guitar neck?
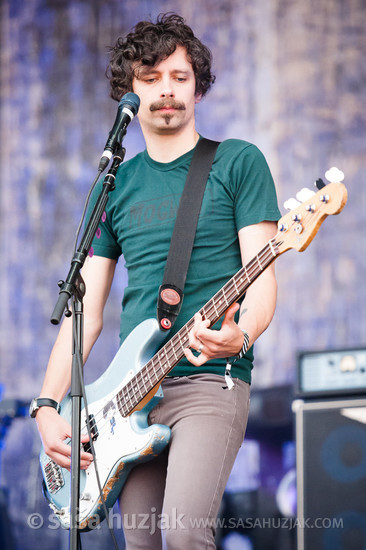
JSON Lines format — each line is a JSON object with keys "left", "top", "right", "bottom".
{"left": 118, "top": 236, "right": 282, "bottom": 416}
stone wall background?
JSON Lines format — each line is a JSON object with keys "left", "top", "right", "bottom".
{"left": 0, "top": 0, "right": 365, "bottom": 548}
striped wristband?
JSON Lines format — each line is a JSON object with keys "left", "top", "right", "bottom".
{"left": 224, "top": 330, "right": 250, "bottom": 390}
{"left": 236, "top": 329, "right": 250, "bottom": 360}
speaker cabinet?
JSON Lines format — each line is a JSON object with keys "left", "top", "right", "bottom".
{"left": 294, "top": 397, "right": 366, "bottom": 550}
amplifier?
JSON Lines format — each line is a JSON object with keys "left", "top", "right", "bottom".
{"left": 294, "top": 396, "right": 366, "bottom": 550}
{"left": 296, "top": 347, "right": 366, "bottom": 398}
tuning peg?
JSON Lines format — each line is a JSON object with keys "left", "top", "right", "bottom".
{"left": 325, "top": 167, "right": 344, "bottom": 183}
{"left": 296, "top": 187, "right": 316, "bottom": 202}
{"left": 284, "top": 198, "right": 301, "bottom": 211}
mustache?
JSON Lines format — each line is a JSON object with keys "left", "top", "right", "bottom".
{"left": 150, "top": 99, "right": 186, "bottom": 112}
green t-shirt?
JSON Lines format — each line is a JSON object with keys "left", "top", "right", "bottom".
{"left": 88, "top": 138, "right": 281, "bottom": 383}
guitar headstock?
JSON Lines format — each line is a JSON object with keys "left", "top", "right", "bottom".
{"left": 276, "top": 168, "right": 348, "bottom": 254}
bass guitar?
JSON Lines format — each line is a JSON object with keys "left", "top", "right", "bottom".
{"left": 40, "top": 169, "right": 347, "bottom": 530}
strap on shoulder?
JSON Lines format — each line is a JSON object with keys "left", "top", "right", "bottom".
{"left": 157, "top": 138, "right": 220, "bottom": 331}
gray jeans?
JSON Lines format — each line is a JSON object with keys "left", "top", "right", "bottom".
{"left": 119, "top": 373, "right": 250, "bottom": 549}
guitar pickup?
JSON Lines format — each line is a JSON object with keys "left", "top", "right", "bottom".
{"left": 87, "top": 413, "right": 98, "bottom": 440}
{"left": 82, "top": 414, "right": 99, "bottom": 453}
{"left": 82, "top": 441, "right": 91, "bottom": 454}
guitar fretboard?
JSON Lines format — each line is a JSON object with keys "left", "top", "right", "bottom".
{"left": 116, "top": 237, "right": 281, "bottom": 417}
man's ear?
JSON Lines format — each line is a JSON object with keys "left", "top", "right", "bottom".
{"left": 195, "top": 93, "right": 202, "bottom": 104}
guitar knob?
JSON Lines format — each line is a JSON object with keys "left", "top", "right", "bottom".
{"left": 305, "top": 204, "right": 316, "bottom": 213}
{"left": 278, "top": 222, "right": 288, "bottom": 232}
{"left": 294, "top": 224, "right": 303, "bottom": 234}
{"left": 292, "top": 213, "right": 302, "bottom": 222}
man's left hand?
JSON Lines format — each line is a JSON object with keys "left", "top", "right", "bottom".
{"left": 183, "top": 303, "right": 244, "bottom": 366}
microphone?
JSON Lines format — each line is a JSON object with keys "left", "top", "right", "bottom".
{"left": 98, "top": 92, "right": 140, "bottom": 171}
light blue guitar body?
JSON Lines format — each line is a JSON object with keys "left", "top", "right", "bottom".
{"left": 40, "top": 318, "right": 171, "bottom": 531}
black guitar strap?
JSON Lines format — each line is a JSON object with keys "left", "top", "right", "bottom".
{"left": 157, "top": 138, "right": 220, "bottom": 331}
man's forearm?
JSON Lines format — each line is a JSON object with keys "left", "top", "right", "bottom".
{"left": 238, "top": 268, "right": 277, "bottom": 348}
{"left": 39, "top": 314, "right": 103, "bottom": 402}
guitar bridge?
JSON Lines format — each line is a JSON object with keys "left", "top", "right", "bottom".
{"left": 44, "top": 459, "right": 65, "bottom": 494}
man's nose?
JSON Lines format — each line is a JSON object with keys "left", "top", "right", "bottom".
{"left": 160, "top": 77, "right": 174, "bottom": 97}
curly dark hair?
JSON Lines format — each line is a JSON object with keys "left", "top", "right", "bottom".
{"left": 107, "top": 13, "right": 215, "bottom": 101}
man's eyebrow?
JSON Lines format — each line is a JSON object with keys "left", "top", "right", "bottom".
{"left": 139, "top": 67, "right": 159, "bottom": 75}
{"left": 172, "top": 69, "right": 191, "bottom": 75}
{"left": 136, "top": 67, "right": 192, "bottom": 78}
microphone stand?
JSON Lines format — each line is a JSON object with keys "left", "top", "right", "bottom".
{"left": 50, "top": 146, "right": 126, "bottom": 550}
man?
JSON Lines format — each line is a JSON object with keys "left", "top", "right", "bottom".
{"left": 35, "top": 13, "right": 280, "bottom": 549}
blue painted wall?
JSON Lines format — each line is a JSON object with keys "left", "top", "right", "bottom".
{"left": 0, "top": 0, "right": 365, "bottom": 548}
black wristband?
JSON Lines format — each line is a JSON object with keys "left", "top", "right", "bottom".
{"left": 29, "top": 397, "right": 61, "bottom": 418}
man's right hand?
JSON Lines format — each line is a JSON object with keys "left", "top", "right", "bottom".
{"left": 35, "top": 407, "right": 93, "bottom": 470}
